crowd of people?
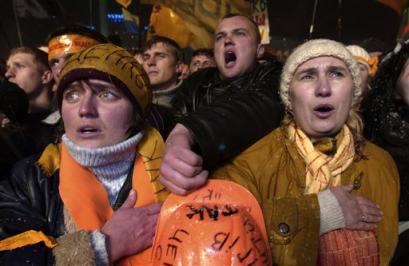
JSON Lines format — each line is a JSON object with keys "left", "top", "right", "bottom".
{"left": 0, "top": 12, "right": 407, "bottom": 266}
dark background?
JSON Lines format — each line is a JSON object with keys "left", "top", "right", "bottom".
{"left": 0, "top": 0, "right": 402, "bottom": 62}
{"left": 0, "top": 0, "right": 153, "bottom": 61}
{"left": 268, "top": 0, "right": 400, "bottom": 52}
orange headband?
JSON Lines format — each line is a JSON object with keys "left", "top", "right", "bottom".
{"left": 48, "top": 34, "right": 100, "bottom": 60}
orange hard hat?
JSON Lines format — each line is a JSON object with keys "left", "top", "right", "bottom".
{"left": 151, "top": 180, "right": 272, "bottom": 266}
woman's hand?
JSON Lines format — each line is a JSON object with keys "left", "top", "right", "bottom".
{"left": 331, "top": 185, "right": 383, "bottom": 230}
{"left": 101, "top": 190, "right": 161, "bottom": 263}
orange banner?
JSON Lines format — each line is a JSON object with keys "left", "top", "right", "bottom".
{"left": 151, "top": 0, "right": 251, "bottom": 49}
{"left": 115, "top": 0, "right": 132, "bottom": 9}
{"left": 378, "top": 0, "right": 408, "bottom": 14}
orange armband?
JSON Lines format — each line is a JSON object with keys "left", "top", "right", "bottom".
{"left": 0, "top": 230, "right": 57, "bottom": 251}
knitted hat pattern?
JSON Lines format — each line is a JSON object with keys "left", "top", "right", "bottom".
{"left": 280, "top": 39, "right": 362, "bottom": 111}
{"left": 346, "top": 44, "right": 378, "bottom": 77}
{"left": 57, "top": 43, "right": 151, "bottom": 115}
{"left": 346, "top": 45, "right": 370, "bottom": 68}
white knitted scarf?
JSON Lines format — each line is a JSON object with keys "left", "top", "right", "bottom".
{"left": 61, "top": 133, "right": 143, "bottom": 205}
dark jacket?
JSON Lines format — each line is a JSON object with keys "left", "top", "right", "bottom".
{"left": 0, "top": 125, "right": 36, "bottom": 180}
{"left": 363, "top": 99, "right": 409, "bottom": 266}
{"left": 0, "top": 153, "right": 63, "bottom": 265}
{"left": 171, "top": 60, "right": 283, "bottom": 169}
{"left": 27, "top": 111, "right": 59, "bottom": 152}
{"left": 366, "top": 104, "right": 409, "bottom": 220}
{"left": 0, "top": 148, "right": 133, "bottom": 265}
{"left": 146, "top": 104, "right": 175, "bottom": 139}
{"left": 361, "top": 41, "right": 409, "bottom": 266}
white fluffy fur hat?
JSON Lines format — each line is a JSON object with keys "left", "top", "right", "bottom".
{"left": 280, "top": 39, "right": 362, "bottom": 110}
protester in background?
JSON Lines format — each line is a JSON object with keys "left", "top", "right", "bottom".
{"left": 346, "top": 44, "right": 378, "bottom": 101}
{"left": 42, "top": 24, "right": 110, "bottom": 139}
{"left": 189, "top": 48, "right": 216, "bottom": 74}
{"left": 5, "top": 46, "right": 55, "bottom": 151}
{"left": 213, "top": 39, "right": 399, "bottom": 265}
{"left": 362, "top": 39, "right": 409, "bottom": 265}
{"left": 5, "top": 47, "right": 53, "bottom": 115}
{"left": 0, "top": 43, "right": 168, "bottom": 265}
{"left": 142, "top": 35, "right": 184, "bottom": 109}
{"left": 160, "top": 13, "right": 283, "bottom": 194}
{"left": 46, "top": 24, "right": 108, "bottom": 86}
{"left": 0, "top": 82, "right": 35, "bottom": 180}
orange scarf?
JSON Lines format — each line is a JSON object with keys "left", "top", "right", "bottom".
{"left": 287, "top": 124, "right": 379, "bottom": 266}
{"left": 59, "top": 128, "right": 168, "bottom": 265}
{"left": 287, "top": 124, "right": 355, "bottom": 193}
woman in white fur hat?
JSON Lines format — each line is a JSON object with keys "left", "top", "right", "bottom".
{"left": 212, "top": 39, "right": 399, "bottom": 265}
{"left": 346, "top": 44, "right": 378, "bottom": 101}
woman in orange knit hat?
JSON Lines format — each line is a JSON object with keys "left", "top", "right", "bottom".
{"left": 0, "top": 43, "right": 169, "bottom": 265}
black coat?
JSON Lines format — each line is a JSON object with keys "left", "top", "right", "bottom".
{"left": 0, "top": 154, "right": 63, "bottom": 265}
{"left": 0, "top": 150, "right": 134, "bottom": 265}
{"left": 171, "top": 60, "right": 284, "bottom": 169}
{"left": 367, "top": 105, "right": 409, "bottom": 220}
{"left": 0, "top": 125, "right": 37, "bottom": 180}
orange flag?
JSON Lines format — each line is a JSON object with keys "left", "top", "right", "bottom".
{"left": 378, "top": 0, "right": 408, "bottom": 14}
{"left": 115, "top": 0, "right": 132, "bottom": 9}
{"left": 150, "top": 0, "right": 251, "bottom": 49}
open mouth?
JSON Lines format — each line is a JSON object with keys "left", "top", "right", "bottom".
{"left": 148, "top": 70, "right": 158, "bottom": 75}
{"left": 224, "top": 51, "right": 237, "bottom": 65}
{"left": 314, "top": 105, "right": 334, "bottom": 112}
{"left": 313, "top": 104, "right": 334, "bottom": 118}
{"left": 78, "top": 126, "right": 98, "bottom": 134}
